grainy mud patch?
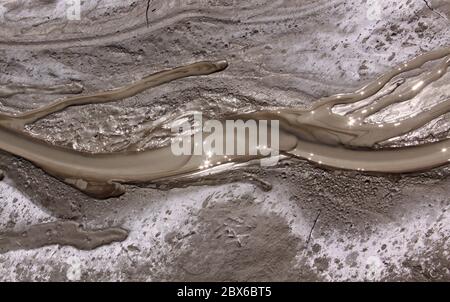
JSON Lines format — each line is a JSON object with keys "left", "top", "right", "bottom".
{"left": 166, "top": 195, "right": 319, "bottom": 281}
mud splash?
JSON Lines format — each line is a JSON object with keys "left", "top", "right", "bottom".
{"left": 0, "top": 49, "right": 449, "bottom": 198}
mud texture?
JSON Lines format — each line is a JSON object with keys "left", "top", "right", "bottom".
{"left": 0, "top": 221, "right": 128, "bottom": 253}
{"left": 0, "top": 0, "right": 449, "bottom": 281}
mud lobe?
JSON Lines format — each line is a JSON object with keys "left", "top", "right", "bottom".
{"left": 0, "top": 220, "right": 128, "bottom": 253}
{"left": 166, "top": 195, "right": 319, "bottom": 281}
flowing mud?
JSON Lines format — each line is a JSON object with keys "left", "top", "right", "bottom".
{"left": 0, "top": 0, "right": 449, "bottom": 281}
{"left": 1, "top": 49, "right": 450, "bottom": 198}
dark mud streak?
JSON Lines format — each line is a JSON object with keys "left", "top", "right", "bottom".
{"left": 423, "top": 0, "right": 448, "bottom": 21}
{"left": 0, "top": 221, "right": 128, "bottom": 253}
{"left": 0, "top": 82, "right": 83, "bottom": 98}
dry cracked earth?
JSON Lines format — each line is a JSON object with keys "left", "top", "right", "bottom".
{"left": 0, "top": 0, "right": 449, "bottom": 281}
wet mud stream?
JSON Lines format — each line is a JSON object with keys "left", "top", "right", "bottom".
{"left": 0, "top": 48, "right": 449, "bottom": 201}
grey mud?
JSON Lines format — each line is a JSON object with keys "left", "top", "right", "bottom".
{"left": 0, "top": 48, "right": 449, "bottom": 199}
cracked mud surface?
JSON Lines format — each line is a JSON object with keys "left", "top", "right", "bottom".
{"left": 0, "top": 0, "right": 449, "bottom": 281}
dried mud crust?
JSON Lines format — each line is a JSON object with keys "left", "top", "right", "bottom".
{"left": 165, "top": 196, "right": 316, "bottom": 282}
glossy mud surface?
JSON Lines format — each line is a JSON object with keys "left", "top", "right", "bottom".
{"left": 0, "top": 0, "right": 449, "bottom": 281}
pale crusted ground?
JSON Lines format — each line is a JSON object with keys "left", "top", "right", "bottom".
{"left": 0, "top": 0, "right": 449, "bottom": 281}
